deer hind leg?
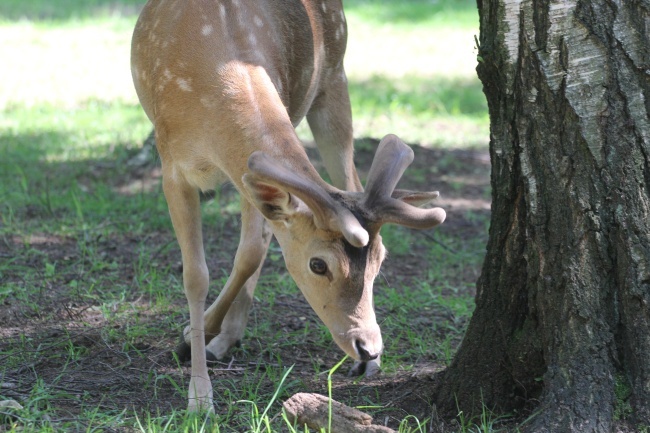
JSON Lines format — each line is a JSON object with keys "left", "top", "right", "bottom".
{"left": 177, "top": 199, "right": 271, "bottom": 361}
{"left": 204, "top": 256, "right": 266, "bottom": 360}
{"left": 162, "top": 169, "right": 213, "bottom": 412}
{"left": 306, "top": 71, "right": 362, "bottom": 193}
{"left": 205, "top": 201, "right": 271, "bottom": 360}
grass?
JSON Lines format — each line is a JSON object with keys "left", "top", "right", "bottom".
{"left": 345, "top": 0, "right": 478, "bottom": 29}
{"left": 342, "top": 0, "right": 486, "bottom": 146}
{"left": 0, "top": 0, "right": 144, "bottom": 22}
{"left": 0, "top": 0, "right": 492, "bottom": 431}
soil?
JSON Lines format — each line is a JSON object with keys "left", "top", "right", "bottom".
{"left": 0, "top": 138, "right": 495, "bottom": 432}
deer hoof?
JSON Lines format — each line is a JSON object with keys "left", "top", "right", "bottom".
{"left": 348, "top": 359, "right": 381, "bottom": 378}
{"left": 174, "top": 332, "right": 242, "bottom": 363}
{"left": 206, "top": 336, "right": 241, "bottom": 361}
{"left": 175, "top": 339, "right": 192, "bottom": 362}
{"left": 173, "top": 340, "right": 225, "bottom": 364}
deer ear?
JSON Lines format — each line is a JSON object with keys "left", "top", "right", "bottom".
{"left": 392, "top": 189, "right": 440, "bottom": 207}
{"left": 242, "top": 174, "right": 299, "bottom": 221}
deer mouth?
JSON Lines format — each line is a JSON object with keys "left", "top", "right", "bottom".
{"left": 331, "top": 325, "right": 383, "bottom": 362}
{"left": 354, "top": 339, "right": 381, "bottom": 362}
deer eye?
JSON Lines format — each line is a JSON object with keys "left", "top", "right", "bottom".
{"left": 309, "top": 258, "right": 328, "bottom": 275}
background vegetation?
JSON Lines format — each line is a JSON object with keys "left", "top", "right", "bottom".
{"left": 0, "top": 1, "right": 492, "bottom": 431}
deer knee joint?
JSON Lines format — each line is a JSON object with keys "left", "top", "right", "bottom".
{"left": 183, "top": 262, "right": 210, "bottom": 299}
{"left": 233, "top": 243, "right": 266, "bottom": 277}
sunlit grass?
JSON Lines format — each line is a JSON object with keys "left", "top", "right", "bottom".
{"left": 345, "top": 19, "right": 479, "bottom": 80}
{"left": 345, "top": 0, "right": 478, "bottom": 30}
{"left": 0, "top": 0, "right": 486, "bottom": 147}
{"left": 0, "top": 102, "right": 149, "bottom": 156}
{"left": 348, "top": 74, "right": 487, "bottom": 146}
{"left": 0, "top": 0, "right": 143, "bottom": 22}
{"left": 0, "top": 21, "right": 137, "bottom": 108}
{"left": 343, "top": 1, "right": 486, "bottom": 145}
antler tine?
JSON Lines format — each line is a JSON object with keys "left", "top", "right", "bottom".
{"left": 377, "top": 199, "right": 446, "bottom": 230}
{"left": 362, "top": 135, "right": 446, "bottom": 230}
{"left": 246, "top": 151, "right": 369, "bottom": 247}
{"left": 364, "top": 134, "right": 414, "bottom": 206}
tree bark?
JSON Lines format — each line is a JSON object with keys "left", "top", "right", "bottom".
{"left": 434, "top": 0, "right": 650, "bottom": 431}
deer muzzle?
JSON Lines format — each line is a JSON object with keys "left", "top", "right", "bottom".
{"left": 332, "top": 322, "right": 383, "bottom": 362}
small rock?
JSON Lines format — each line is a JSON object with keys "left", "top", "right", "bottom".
{"left": 0, "top": 400, "right": 23, "bottom": 410}
{"left": 283, "top": 393, "right": 395, "bottom": 433}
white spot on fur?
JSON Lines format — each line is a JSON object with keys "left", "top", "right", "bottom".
{"left": 176, "top": 77, "right": 192, "bottom": 92}
{"left": 254, "top": 15, "right": 263, "bottom": 27}
{"left": 202, "top": 24, "right": 213, "bottom": 36}
{"left": 200, "top": 96, "right": 217, "bottom": 108}
{"left": 321, "top": 1, "right": 327, "bottom": 12}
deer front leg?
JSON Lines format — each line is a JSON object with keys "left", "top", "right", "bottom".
{"left": 307, "top": 70, "right": 362, "bottom": 193}
{"left": 177, "top": 199, "right": 271, "bottom": 361}
{"left": 163, "top": 173, "right": 213, "bottom": 412}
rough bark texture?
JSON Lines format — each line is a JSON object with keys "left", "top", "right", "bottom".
{"left": 434, "top": 0, "right": 650, "bottom": 431}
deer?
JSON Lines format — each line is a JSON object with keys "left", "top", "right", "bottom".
{"left": 131, "top": 0, "right": 446, "bottom": 411}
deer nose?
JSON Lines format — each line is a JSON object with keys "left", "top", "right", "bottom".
{"left": 355, "top": 340, "right": 381, "bottom": 362}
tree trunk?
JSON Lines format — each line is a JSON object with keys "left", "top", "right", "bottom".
{"left": 434, "top": 0, "right": 650, "bottom": 431}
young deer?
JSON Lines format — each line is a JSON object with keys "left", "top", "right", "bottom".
{"left": 131, "top": 0, "right": 445, "bottom": 411}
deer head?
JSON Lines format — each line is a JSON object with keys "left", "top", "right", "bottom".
{"left": 242, "top": 134, "right": 446, "bottom": 361}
